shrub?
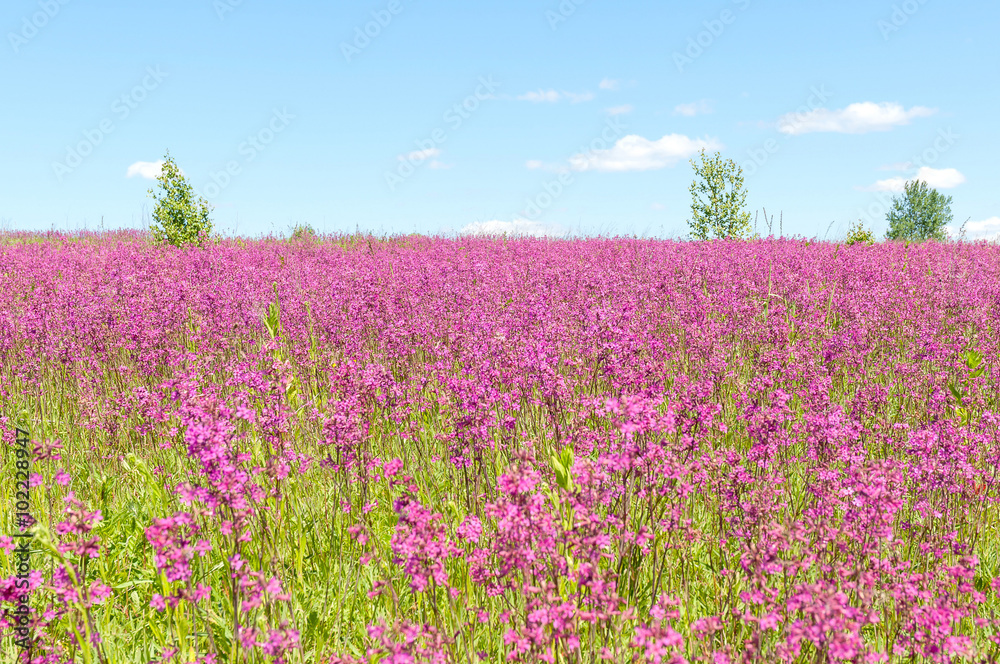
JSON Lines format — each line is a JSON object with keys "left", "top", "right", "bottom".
{"left": 844, "top": 220, "right": 876, "bottom": 246}
{"left": 148, "top": 151, "right": 214, "bottom": 247}
{"left": 290, "top": 223, "right": 318, "bottom": 241}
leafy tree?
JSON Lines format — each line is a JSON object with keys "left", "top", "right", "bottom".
{"left": 687, "top": 150, "right": 752, "bottom": 240}
{"left": 148, "top": 151, "right": 214, "bottom": 247}
{"left": 885, "top": 180, "right": 952, "bottom": 242}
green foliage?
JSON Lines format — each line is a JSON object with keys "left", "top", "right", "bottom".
{"left": 885, "top": 180, "right": 952, "bottom": 242}
{"left": 263, "top": 283, "right": 282, "bottom": 341}
{"left": 949, "top": 348, "right": 985, "bottom": 426}
{"left": 687, "top": 150, "right": 752, "bottom": 240}
{"left": 550, "top": 446, "right": 575, "bottom": 492}
{"left": 147, "top": 151, "right": 214, "bottom": 247}
{"left": 844, "top": 219, "right": 876, "bottom": 246}
{"left": 290, "top": 223, "right": 318, "bottom": 241}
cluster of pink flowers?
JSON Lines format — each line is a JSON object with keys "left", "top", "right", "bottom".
{"left": 1, "top": 232, "right": 999, "bottom": 662}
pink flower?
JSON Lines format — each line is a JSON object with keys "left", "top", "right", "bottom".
{"left": 456, "top": 515, "right": 483, "bottom": 543}
{"left": 383, "top": 458, "right": 404, "bottom": 477}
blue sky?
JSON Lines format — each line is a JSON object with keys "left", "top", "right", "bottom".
{"left": 2, "top": 0, "right": 998, "bottom": 240}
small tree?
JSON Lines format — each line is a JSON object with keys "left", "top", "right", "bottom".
{"left": 844, "top": 219, "right": 876, "bottom": 246}
{"left": 290, "top": 222, "right": 317, "bottom": 241}
{"left": 148, "top": 151, "right": 214, "bottom": 247}
{"left": 885, "top": 180, "right": 952, "bottom": 242}
{"left": 687, "top": 150, "right": 752, "bottom": 240}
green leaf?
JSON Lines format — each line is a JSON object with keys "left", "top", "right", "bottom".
{"left": 551, "top": 447, "right": 575, "bottom": 491}
{"left": 559, "top": 447, "right": 574, "bottom": 474}
{"left": 551, "top": 455, "right": 568, "bottom": 490}
{"left": 296, "top": 532, "right": 306, "bottom": 585}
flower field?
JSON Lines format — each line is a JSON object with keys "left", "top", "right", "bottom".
{"left": 1, "top": 232, "right": 1000, "bottom": 663}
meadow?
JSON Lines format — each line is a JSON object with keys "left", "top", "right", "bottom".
{"left": 1, "top": 231, "right": 999, "bottom": 663}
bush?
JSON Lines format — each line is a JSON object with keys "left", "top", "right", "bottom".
{"left": 844, "top": 220, "right": 876, "bottom": 246}
{"left": 148, "top": 151, "right": 214, "bottom": 247}
{"left": 290, "top": 223, "right": 318, "bottom": 241}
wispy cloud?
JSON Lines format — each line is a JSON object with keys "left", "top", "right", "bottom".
{"left": 523, "top": 159, "right": 569, "bottom": 173}
{"left": 599, "top": 78, "right": 620, "bottom": 91}
{"left": 459, "top": 218, "right": 565, "bottom": 237}
{"left": 518, "top": 89, "right": 561, "bottom": 103}
{"left": 878, "top": 162, "right": 914, "bottom": 171}
{"left": 517, "top": 89, "right": 594, "bottom": 104}
{"left": 399, "top": 148, "right": 441, "bottom": 162}
{"left": 126, "top": 160, "right": 165, "bottom": 179}
{"left": 567, "top": 134, "right": 721, "bottom": 172}
{"left": 777, "top": 102, "right": 936, "bottom": 135}
{"left": 606, "top": 104, "right": 633, "bottom": 116}
{"left": 860, "top": 166, "right": 966, "bottom": 192}
{"left": 674, "top": 100, "right": 712, "bottom": 117}
{"left": 564, "top": 91, "right": 595, "bottom": 103}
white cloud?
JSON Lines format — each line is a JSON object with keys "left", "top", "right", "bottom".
{"left": 517, "top": 89, "right": 594, "bottom": 104}
{"left": 606, "top": 104, "right": 633, "bottom": 116}
{"left": 126, "top": 160, "right": 165, "bottom": 179}
{"left": 862, "top": 166, "right": 966, "bottom": 192}
{"left": 674, "top": 100, "right": 713, "bottom": 117}
{"left": 777, "top": 102, "right": 937, "bottom": 135}
{"left": 651, "top": 203, "right": 666, "bottom": 211}
{"left": 525, "top": 160, "right": 545, "bottom": 170}
{"left": 428, "top": 160, "right": 453, "bottom": 170}
{"left": 863, "top": 177, "right": 907, "bottom": 193}
{"left": 459, "top": 219, "right": 565, "bottom": 237}
{"left": 916, "top": 167, "right": 965, "bottom": 188}
{"left": 399, "top": 148, "right": 441, "bottom": 162}
{"left": 567, "top": 134, "right": 722, "bottom": 172}
{"left": 599, "top": 78, "right": 620, "bottom": 90}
